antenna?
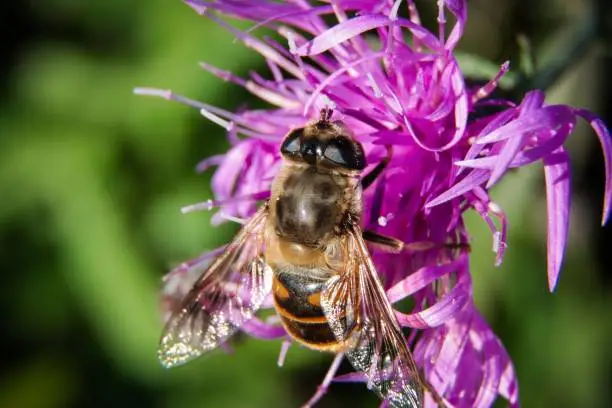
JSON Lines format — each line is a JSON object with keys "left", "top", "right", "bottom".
{"left": 319, "top": 107, "right": 333, "bottom": 123}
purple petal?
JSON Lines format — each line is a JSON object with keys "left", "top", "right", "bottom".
{"left": 407, "top": 61, "right": 468, "bottom": 152}
{"left": 456, "top": 109, "right": 517, "bottom": 177}
{"left": 395, "top": 285, "right": 469, "bottom": 329}
{"left": 512, "top": 121, "right": 573, "bottom": 166}
{"left": 543, "top": 148, "right": 571, "bottom": 292}
{"left": 485, "top": 129, "right": 525, "bottom": 188}
{"left": 295, "top": 15, "right": 440, "bottom": 56}
{"left": 455, "top": 121, "right": 575, "bottom": 173}
{"left": 195, "top": 154, "right": 226, "bottom": 173}
{"left": 212, "top": 142, "right": 256, "bottom": 200}
{"left": 576, "top": 109, "right": 612, "bottom": 225}
{"left": 428, "top": 313, "right": 471, "bottom": 395}
{"left": 498, "top": 359, "right": 519, "bottom": 406}
{"left": 520, "top": 89, "right": 545, "bottom": 111}
{"left": 454, "top": 156, "right": 497, "bottom": 170}
{"left": 472, "top": 352, "right": 501, "bottom": 408}
{"left": 415, "top": 306, "right": 519, "bottom": 407}
{"left": 476, "top": 105, "right": 573, "bottom": 145}
{"left": 303, "top": 51, "right": 386, "bottom": 115}
{"left": 333, "top": 372, "right": 366, "bottom": 383}
{"left": 241, "top": 317, "right": 287, "bottom": 339}
{"left": 426, "top": 169, "right": 489, "bottom": 207}
{"left": 387, "top": 257, "right": 463, "bottom": 302}
{"left": 444, "top": 0, "right": 467, "bottom": 50}
{"left": 396, "top": 262, "right": 470, "bottom": 328}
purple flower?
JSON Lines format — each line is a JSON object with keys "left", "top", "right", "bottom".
{"left": 136, "top": 0, "right": 612, "bottom": 407}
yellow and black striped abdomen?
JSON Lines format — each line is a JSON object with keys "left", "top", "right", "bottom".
{"left": 273, "top": 271, "right": 345, "bottom": 351}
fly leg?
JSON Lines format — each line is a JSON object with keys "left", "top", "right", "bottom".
{"left": 361, "top": 145, "right": 392, "bottom": 190}
{"left": 363, "top": 230, "right": 470, "bottom": 255}
{"left": 362, "top": 230, "right": 404, "bottom": 253}
{"left": 301, "top": 353, "right": 344, "bottom": 408}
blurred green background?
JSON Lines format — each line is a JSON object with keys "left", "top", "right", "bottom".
{"left": 1, "top": 1, "right": 610, "bottom": 407}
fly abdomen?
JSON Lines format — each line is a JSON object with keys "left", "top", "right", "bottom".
{"left": 272, "top": 271, "right": 346, "bottom": 351}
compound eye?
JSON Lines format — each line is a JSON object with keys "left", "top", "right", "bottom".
{"left": 324, "top": 137, "right": 366, "bottom": 170}
{"left": 323, "top": 140, "right": 346, "bottom": 165}
{"left": 280, "top": 128, "right": 303, "bottom": 157}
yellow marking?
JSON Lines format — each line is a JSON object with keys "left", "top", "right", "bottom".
{"left": 272, "top": 278, "right": 290, "bottom": 300}
{"left": 307, "top": 292, "right": 322, "bottom": 308}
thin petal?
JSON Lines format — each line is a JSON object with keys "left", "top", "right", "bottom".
{"left": 456, "top": 109, "right": 517, "bottom": 177}
{"left": 576, "top": 109, "right": 612, "bottom": 225}
{"left": 333, "top": 372, "right": 367, "bottom": 383}
{"left": 444, "top": 0, "right": 467, "bottom": 50}
{"left": 387, "top": 257, "right": 463, "bottom": 302}
{"left": 295, "top": 15, "right": 440, "bottom": 56}
{"left": 475, "top": 105, "right": 572, "bottom": 145}
{"left": 415, "top": 306, "right": 518, "bottom": 407}
{"left": 520, "top": 89, "right": 545, "bottom": 111}
{"left": 195, "top": 154, "right": 226, "bottom": 173}
{"left": 396, "top": 265, "right": 470, "bottom": 329}
{"left": 241, "top": 317, "right": 287, "bottom": 339}
{"left": 455, "top": 122, "right": 574, "bottom": 172}
{"left": 543, "top": 148, "right": 571, "bottom": 292}
{"left": 454, "top": 156, "right": 496, "bottom": 170}
{"left": 426, "top": 169, "right": 489, "bottom": 207}
{"left": 429, "top": 315, "right": 471, "bottom": 395}
{"left": 485, "top": 129, "right": 525, "bottom": 188}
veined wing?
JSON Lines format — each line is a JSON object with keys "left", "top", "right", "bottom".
{"left": 321, "top": 225, "right": 424, "bottom": 408}
{"left": 159, "top": 205, "right": 271, "bottom": 368}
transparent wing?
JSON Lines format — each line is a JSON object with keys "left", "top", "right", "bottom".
{"left": 321, "top": 226, "right": 424, "bottom": 408}
{"left": 159, "top": 205, "right": 271, "bottom": 368}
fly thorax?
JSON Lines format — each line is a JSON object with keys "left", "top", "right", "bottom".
{"left": 273, "top": 169, "right": 344, "bottom": 246}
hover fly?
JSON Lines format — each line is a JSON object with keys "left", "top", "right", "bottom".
{"left": 159, "top": 108, "right": 427, "bottom": 407}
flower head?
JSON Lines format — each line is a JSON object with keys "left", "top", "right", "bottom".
{"left": 137, "top": 1, "right": 612, "bottom": 407}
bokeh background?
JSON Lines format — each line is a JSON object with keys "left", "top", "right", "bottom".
{"left": 1, "top": 0, "right": 611, "bottom": 407}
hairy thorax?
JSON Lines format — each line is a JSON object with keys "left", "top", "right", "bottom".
{"left": 270, "top": 164, "right": 358, "bottom": 243}
{"left": 264, "top": 162, "right": 360, "bottom": 269}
